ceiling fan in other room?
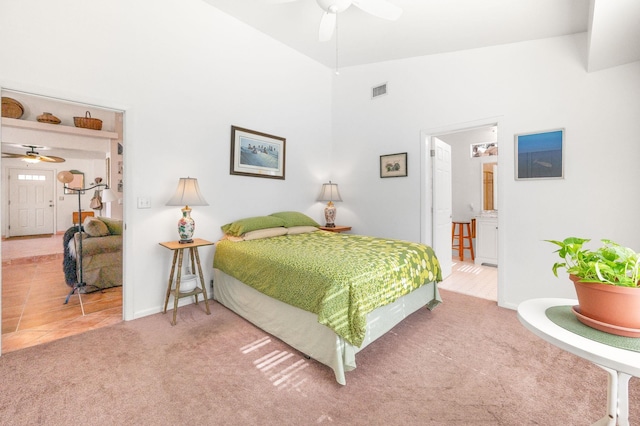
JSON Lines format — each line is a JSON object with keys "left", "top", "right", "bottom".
{"left": 2, "top": 145, "right": 66, "bottom": 163}
{"left": 316, "top": 0, "right": 402, "bottom": 41}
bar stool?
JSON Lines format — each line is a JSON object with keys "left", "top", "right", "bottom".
{"left": 452, "top": 221, "right": 475, "bottom": 261}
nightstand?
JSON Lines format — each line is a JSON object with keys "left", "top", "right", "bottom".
{"left": 319, "top": 225, "right": 352, "bottom": 233}
{"left": 160, "top": 238, "right": 213, "bottom": 325}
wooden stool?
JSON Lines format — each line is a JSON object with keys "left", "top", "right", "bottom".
{"left": 452, "top": 221, "right": 475, "bottom": 261}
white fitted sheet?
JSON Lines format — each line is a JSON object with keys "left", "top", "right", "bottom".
{"left": 213, "top": 268, "right": 439, "bottom": 385}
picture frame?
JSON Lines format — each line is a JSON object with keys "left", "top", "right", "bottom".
{"left": 470, "top": 142, "right": 498, "bottom": 158}
{"left": 230, "top": 126, "right": 286, "bottom": 180}
{"left": 380, "top": 152, "right": 408, "bottom": 178}
{"left": 64, "top": 170, "right": 84, "bottom": 194}
{"left": 515, "top": 128, "right": 564, "bottom": 180}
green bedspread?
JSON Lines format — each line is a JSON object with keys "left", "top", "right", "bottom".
{"left": 213, "top": 231, "right": 442, "bottom": 347}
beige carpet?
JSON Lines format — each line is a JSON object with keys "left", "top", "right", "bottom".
{"left": 0, "top": 289, "right": 637, "bottom": 425}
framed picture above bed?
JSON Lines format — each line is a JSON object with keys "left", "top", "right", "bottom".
{"left": 230, "top": 126, "right": 286, "bottom": 179}
{"left": 380, "top": 152, "right": 407, "bottom": 178}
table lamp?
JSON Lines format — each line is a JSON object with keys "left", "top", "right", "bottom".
{"left": 318, "top": 181, "right": 342, "bottom": 227}
{"left": 166, "top": 177, "right": 209, "bottom": 244}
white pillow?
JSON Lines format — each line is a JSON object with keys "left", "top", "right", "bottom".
{"left": 287, "top": 226, "right": 319, "bottom": 235}
{"left": 242, "top": 227, "right": 288, "bottom": 241}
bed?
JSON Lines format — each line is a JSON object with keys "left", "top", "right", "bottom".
{"left": 212, "top": 212, "right": 442, "bottom": 385}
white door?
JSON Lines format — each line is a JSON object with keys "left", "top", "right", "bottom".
{"left": 432, "top": 137, "right": 452, "bottom": 278}
{"left": 8, "top": 168, "right": 55, "bottom": 237}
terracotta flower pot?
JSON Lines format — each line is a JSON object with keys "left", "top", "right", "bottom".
{"left": 573, "top": 279, "right": 640, "bottom": 334}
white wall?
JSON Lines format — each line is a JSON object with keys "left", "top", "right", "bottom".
{"left": 331, "top": 34, "right": 640, "bottom": 308}
{"left": 0, "top": 0, "right": 333, "bottom": 319}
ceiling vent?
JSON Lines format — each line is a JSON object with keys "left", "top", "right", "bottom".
{"left": 371, "top": 83, "right": 388, "bottom": 99}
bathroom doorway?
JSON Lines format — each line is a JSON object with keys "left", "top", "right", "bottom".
{"left": 422, "top": 120, "right": 500, "bottom": 303}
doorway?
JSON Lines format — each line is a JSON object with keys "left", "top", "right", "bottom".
{"left": 1, "top": 89, "right": 125, "bottom": 353}
{"left": 421, "top": 119, "right": 501, "bottom": 303}
{"left": 7, "top": 168, "right": 55, "bottom": 237}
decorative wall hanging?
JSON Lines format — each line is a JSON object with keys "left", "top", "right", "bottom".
{"left": 380, "top": 152, "right": 407, "bottom": 178}
{"left": 515, "top": 129, "right": 564, "bottom": 180}
{"left": 470, "top": 142, "right": 498, "bottom": 157}
{"left": 230, "top": 126, "right": 286, "bottom": 179}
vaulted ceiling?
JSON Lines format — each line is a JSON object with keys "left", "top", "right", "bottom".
{"left": 203, "top": 0, "right": 640, "bottom": 72}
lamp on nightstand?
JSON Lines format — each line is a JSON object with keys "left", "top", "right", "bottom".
{"left": 166, "top": 177, "right": 209, "bottom": 244}
{"left": 317, "top": 181, "right": 343, "bottom": 227}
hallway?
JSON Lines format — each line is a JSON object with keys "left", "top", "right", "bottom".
{"left": 2, "top": 233, "right": 122, "bottom": 353}
{"left": 438, "top": 257, "right": 497, "bottom": 301}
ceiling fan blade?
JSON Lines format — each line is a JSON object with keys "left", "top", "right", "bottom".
{"left": 352, "top": 0, "right": 402, "bottom": 20}
{"left": 319, "top": 11, "right": 336, "bottom": 42}
{"left": 38, "top": 155, "right": 66, "bottom": 163}
{"left": 1, "top": 153, "right": 25, "bottom": 159}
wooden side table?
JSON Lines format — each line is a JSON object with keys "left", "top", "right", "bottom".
{"left": 319, "top": 225, "right": 352, "bottom": 233}
{"left": 73, "top": 210, "right": 94, "bottom": 225}
{"left": 160, "top": 238, "right": 213, "bottom": 325}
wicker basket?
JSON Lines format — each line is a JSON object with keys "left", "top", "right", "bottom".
{"left": 1, "top": 97, "right": 24, "bottom": 119}
{"left": 73, "top": 111, "right": 102, "bottom": 130}
{"left": 37, "top": 112, "right": 61, "bottom": 124}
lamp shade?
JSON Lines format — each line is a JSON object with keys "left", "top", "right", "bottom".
{"left": 100, "top": 188, "right": 118, "bottom": 203}
{"left": 166, "top": 177, "right": 209, "bottom": 207}
{"left": 166, "top": 177, "right": 208, "bottom": 244}
{"left": 317, "top": 181, "right": 343, "bottom": 203}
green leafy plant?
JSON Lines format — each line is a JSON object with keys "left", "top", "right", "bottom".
{"left": 547, "top": 237, "right": 640, "bottom": 287}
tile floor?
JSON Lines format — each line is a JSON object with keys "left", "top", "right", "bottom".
{"left": 1, "top": 233, "right": 122, "bottom": 353}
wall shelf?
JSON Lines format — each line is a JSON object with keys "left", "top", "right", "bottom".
{"left": 1, "top": 117, "right": 118, "bottom": 140}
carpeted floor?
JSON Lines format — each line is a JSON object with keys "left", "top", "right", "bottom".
{"left": 0, "top": 289, "right": 637, "bottom": 425}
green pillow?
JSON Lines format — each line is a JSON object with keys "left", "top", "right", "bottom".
{"left": 269, "top": 211, "right": 320, "bottom": 228}
{"left": 97, "top": 217, "right": 123, "bottom": 235}
{"left": 221, "top": 216, "right": 286, "bottom": 237}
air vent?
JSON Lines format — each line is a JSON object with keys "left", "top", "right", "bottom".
{"left": 371, "top": 83, "right": 388, "bottom": 99}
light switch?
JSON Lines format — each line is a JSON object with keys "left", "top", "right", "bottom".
{"left": 137, "top": 197, "right": 151, "bottom": 209}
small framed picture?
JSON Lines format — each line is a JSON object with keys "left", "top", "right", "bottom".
{"left": 230, "top": 126, "right": 286, "bottom": 180}
{"left": 380, "top": 152, "right": 407, "bottom": 178}
{"left": 515, "top": 129, "right": 564, "bottom": 180}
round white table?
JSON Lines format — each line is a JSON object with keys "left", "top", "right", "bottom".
{"left": 518, "top": 298, "right": 640, "bottom": 426}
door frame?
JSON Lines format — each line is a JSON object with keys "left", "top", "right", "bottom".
{"left": 0, "top": 84, "right": 131, "bottom": 355}
{"left": 420, "top": 117, "right": 504, "bottom": 306}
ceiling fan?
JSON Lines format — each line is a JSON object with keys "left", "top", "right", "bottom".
{"left": 271, "top": 0, "right": 403, "bottom": 41}
{"left": 2, "top": 145, "right": 66, "bottom": 163}
{"left": 316, "top": 0, "right": 402, "bottom": 41}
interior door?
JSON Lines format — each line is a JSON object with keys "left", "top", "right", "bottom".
{"left": 8, "top": 168, "right": 55, "bottom": 237}
{"left": 433, "top": 137, "right": 452, "bottom": 278}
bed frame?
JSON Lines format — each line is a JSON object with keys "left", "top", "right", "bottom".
{"left": 213, "top": 268, "right": 440, "bottom": 385}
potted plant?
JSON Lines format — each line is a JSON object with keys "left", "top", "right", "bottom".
{"left": 547, "top": 237, "right": 640, "bottom": 336}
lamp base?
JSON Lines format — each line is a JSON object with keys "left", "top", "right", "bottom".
{"left": 177, "top": 206, "right": 195, "bottom": 244}
{"left": 324, "top": 201, "right": 337, "bottom": 228}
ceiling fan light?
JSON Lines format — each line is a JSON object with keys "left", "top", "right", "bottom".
{"left": 22, "top": 156, "right": 41, "bottom": 164}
